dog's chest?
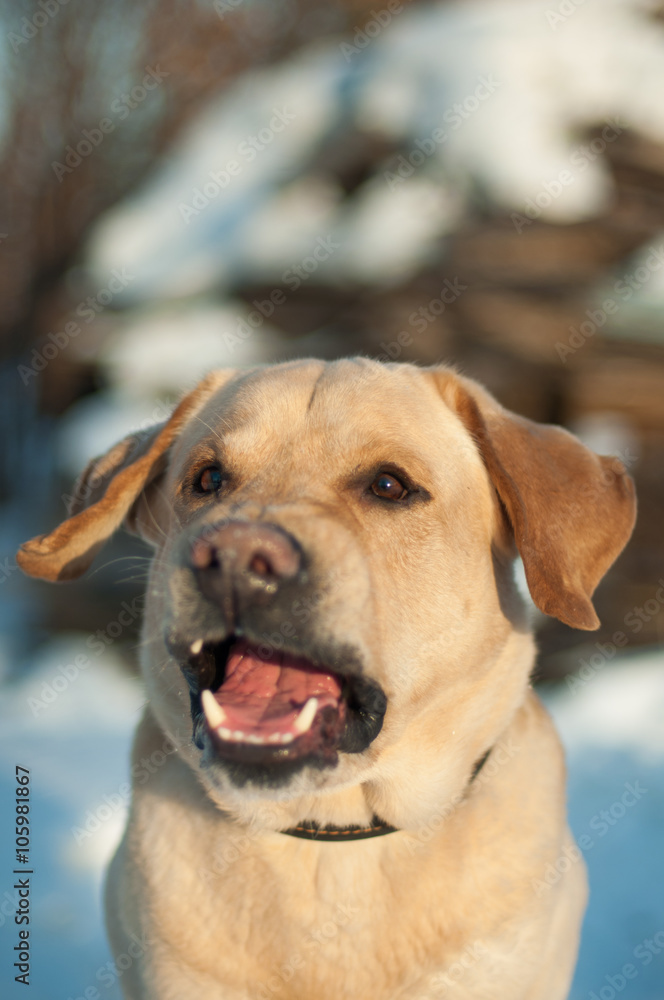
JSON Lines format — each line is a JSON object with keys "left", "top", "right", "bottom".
{"left": 190, "top": 841, "right": 543, "bottom": 1000}
{"left": 162, "top": 828, "right": 496, "bottom": 996}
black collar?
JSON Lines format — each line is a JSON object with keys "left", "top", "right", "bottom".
{"left": 280, "top": 747, "right": 492, "bottom": 842}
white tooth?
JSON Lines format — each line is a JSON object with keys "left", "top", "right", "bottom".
{"left": 190, "top": 639, "right": 203, "bottom": 655}
{"left": 267, "top": 733, "right": 282, "bottom": 743}
{"left": 233, "top": 730, "right": 245, "bottom": 740}
{"left": 246, "top": 734, "right": 265, "bottom": 745}
{"left": 281, "top": 733, "right": 295, "bottom": 744}
{"left": 219, "top": 727, "right": 232, "bottom": 740}
{"left": 201, "top": 689, "right": 226, "bottom": 729}
{"left": 293, "top": 697, "right": 318, "bottom": 735}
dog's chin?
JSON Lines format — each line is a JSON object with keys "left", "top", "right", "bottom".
{"left": 168, "top": 631, "right": 387, "bottom": 791}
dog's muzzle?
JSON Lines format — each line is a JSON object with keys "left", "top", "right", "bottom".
{"left": 166, "top": 519, "right": 387, "bottom": 786}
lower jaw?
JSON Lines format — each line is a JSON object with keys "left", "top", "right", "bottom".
{"left": 199, "top": 733, "right": 341, "bottom": 789}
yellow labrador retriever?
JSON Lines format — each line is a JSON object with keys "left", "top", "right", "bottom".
{"left": 18, "top": 360, "right": 636, "bottom": 1000}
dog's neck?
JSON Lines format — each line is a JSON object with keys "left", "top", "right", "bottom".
{"left": 278, "top": 747, "right": 493, "bottom": 841}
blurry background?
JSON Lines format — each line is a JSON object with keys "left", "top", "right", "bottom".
{"left": 0, "top": 0, "right": 663, "bottom": 997}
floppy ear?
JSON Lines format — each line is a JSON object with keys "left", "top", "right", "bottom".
{"left": 432, "top": 368, "right": 637, "bottom": 631}
{"left": 17, "top": 371, "right": 230, "bottom": 583}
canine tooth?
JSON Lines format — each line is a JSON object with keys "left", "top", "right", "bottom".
{"left": 190, "top": 639, "right": 203, "bottom": 655}
{"left": 219, "top": 727, "right": 232, "bottom": 740}
{"left": 293, "top": 697, "right": 318, "bottom": 735}
{"left": 201, "top": 689, "right": 227, "bottom": 729}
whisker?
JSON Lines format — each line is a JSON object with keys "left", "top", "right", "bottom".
{"left": 140, "top": 488, "right": 169, "bottom": 541}
{"left": 89, "top": 553, "right": 153, "bottom": 578}
{"left": 191, "top": 412, "right": 233, "bottom": 446}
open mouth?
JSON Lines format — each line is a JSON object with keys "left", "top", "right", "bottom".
{"left": 177, "top": 635, "right": 386, "bottom": 777}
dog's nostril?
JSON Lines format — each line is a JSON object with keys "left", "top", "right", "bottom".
{"left": 191, "top": 538, "right": 217, "bottom": 570}
{"left": 249, "top": 553, "right": 271, "bottom": 578}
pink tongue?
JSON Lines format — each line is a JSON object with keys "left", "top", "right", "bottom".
{"left": 213, "top": 640, "right": 342, "bottom": 736}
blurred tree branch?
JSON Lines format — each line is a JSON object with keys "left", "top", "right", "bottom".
{"left": 0, "top": 0, "right": 411, "bottom": 360}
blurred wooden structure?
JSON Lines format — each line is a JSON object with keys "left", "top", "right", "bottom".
{"left": 3, "top": 4, "right": 663, "bottom": 677}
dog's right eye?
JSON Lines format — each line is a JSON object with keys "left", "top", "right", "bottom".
{"left": 370, "top": 472, "right": 408, "bottom": 501}
{"left": 195, "top": 466, "right": 224, "bottom": 494}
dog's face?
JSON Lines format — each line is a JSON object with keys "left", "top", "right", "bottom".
{"left": 18, "top": 360, "right": 636, "bottom": 827}
{"left": 142, "top": 360, "right": 511, "bottom": 804}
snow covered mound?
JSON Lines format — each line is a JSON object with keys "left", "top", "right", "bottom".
{"left": 87, "top": 0, "right": 664, "bottom": 296}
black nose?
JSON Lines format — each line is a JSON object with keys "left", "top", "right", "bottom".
{"left": 190, "top": 520, "right": 301, "bottom": 609}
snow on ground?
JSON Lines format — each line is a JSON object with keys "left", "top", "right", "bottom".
{"left": 0, "top": 638, "right": 662, "bottom": 999}
{"left": 0, "top": 637, "right": 143, "bottom": 1000}
{"left": 542, "top": 649, "right": 664, "bottom": 1000}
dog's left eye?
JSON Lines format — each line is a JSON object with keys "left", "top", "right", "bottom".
{"left": 371, "top": 472, "right": 408, "bottom": 501}
{"left": 196, "top": 466, "right": 224, "bottom": 494}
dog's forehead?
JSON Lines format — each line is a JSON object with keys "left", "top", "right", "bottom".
{"left": 180, "top": 359, "right": 468, "bottom": 462}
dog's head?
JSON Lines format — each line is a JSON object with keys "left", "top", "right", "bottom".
{"left": 18, "top": 360, "right": 636, "bottom": 827}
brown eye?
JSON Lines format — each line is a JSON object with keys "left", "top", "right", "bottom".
{"left": 197, "top": 466, "right": 223, "bottom": 494}
{"left": 371, "top": 472, "right": 408, "bottom": 501}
